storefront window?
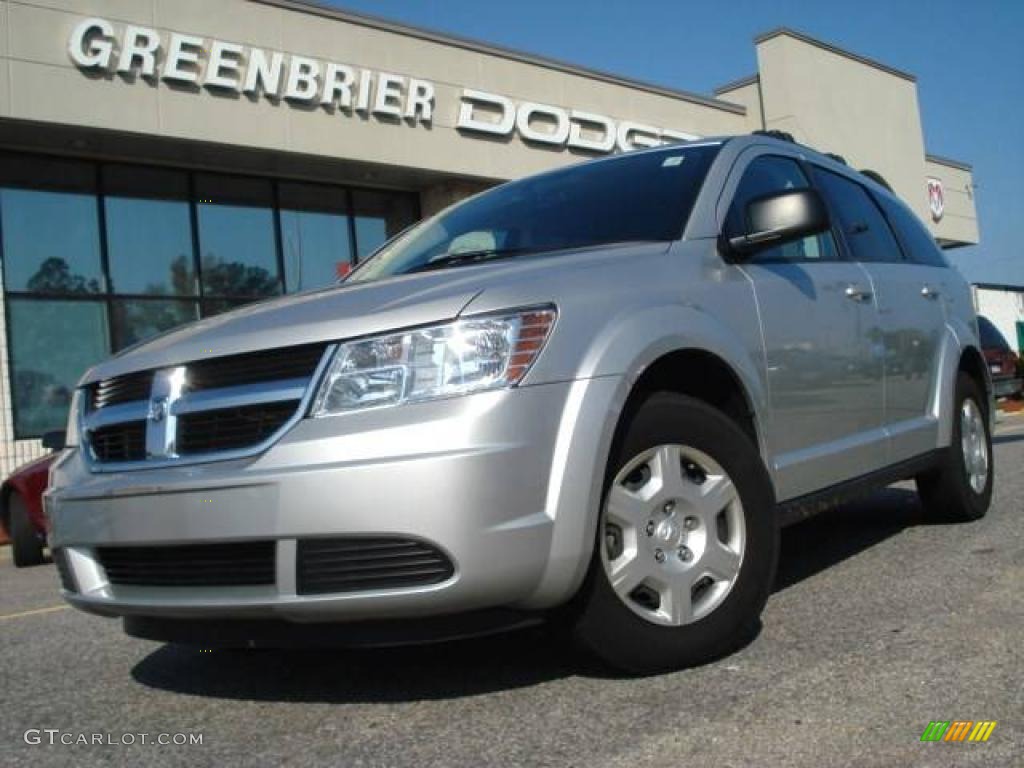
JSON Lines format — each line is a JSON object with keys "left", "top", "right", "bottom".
{"left": 0, "top": 190, "right": 104, "bottom": 295}
{"left": 352, "top": 189, "right": 419, "bottom": 258}
{"left": 196, "top": 175, "right": 282, "bottom": 298}
{"left": 104, "top": 166, "right": 196, "bottom": 296}
{"left": 280, "top": 182, "right": 353, "bottom": 291}
{"left": 110, "top": 299, "right": 199, "bottom": 351}
{"left": 0, "top": 153, "right": 418, "bottom": 436}
{"left": 7, "top": 299, "right": 110, "bottom": 437}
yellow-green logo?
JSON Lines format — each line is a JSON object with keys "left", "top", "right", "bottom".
{"left": 921, "top": 721, "right": 997, "bottom": 742}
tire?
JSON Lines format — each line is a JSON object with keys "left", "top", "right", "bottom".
{"left": 9, "top": 492, "right": 46, "bottom": 568}
{"left": 570, "top": 392, "right": 778, "bottom": 675}
{"left": 916, "top": 372, "right": 993, "bottom": 522}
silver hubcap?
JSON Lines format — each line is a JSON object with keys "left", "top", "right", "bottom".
{"left": 961, "top": 398, "right": 989, "bottom": 494}
{"left": 601, "top": 444, "right": 745, "bottom": 627}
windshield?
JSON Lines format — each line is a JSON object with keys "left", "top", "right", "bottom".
{"left": 349, "top": 142, "right": 722, "bottom": 283}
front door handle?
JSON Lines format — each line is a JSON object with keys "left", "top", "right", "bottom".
{"left": 921, "top": 285, "right": 941, "bottom": 300}
{"left": 844, "top": 284, "right": 872, "bottom": 303}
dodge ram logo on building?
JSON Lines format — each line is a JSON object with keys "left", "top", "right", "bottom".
{"left": 927, "top": 177, "right": 945, "bottom": 221}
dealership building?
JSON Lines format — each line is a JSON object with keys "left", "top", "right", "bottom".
{"left": 0, "top": 0, "right": 980, "bottom": 477}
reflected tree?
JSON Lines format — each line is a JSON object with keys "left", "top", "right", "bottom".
{"left": 201, "top": 254, "right": 280, "bottom": 297}
{"left": 26, "top": 257, "right": 102, "bottom": 294}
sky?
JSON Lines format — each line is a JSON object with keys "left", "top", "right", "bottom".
{"left": 325, "top": 0, "right": 1024, "bottom": 286}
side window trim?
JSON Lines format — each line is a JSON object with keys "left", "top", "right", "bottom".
{"left": 724, "top": 152, "right": 841, "bottom": 265}
{"left": 797, "top": 158, "right": 854, "bottom": 264}
{"left": 870, "top": 188, "right": 949, "bottom": 268}
{"left": 864, "top": 187, "right": 912, "bottom": 264}
{"left": 808, "top": 164, "right": 906, "bottom": 265}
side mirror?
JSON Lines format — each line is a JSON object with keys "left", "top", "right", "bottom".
{"left": 42, "top": 430, "right": 66, "bottom": 452}
{"left": 723, "top": 187, "right": 830, "bottom": 259}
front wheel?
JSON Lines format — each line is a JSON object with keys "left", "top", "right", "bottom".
{"left": 916, "top": 372, "right": 993, "bottom": 522}
{"left": 10, "top": 492, "right": 46, "bottom": 568}
{"left": 571, "top": 392, "right": 778, "bottom": 674}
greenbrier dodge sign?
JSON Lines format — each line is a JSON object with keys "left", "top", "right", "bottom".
{"left": 67, "top": 17, "right": 700, "bottom": 154}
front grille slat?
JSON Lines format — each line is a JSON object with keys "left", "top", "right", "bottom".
{"left": 85, "top": 344, "right": 327, "bottom": 466}
{"left": 97, "top": 542, "right": 276, "bottom": 587}
{"left": 176, "top": 401, "right": 299, "bottom": 455}
{"left": 297, "top": 537, "right": 455, "bottom": 595}
{"left": 90, "top": 422, "right": 147, "bottom": 463}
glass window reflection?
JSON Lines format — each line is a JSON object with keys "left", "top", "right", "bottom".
{"left": 0, "top": 188, "right": 104, "bottom": 294}
{"left": 351, "top": 189, "right": 419, "bottom": 259}
{"left": 279, "top": 183, "right": 353, "bottom": 291}
{"left": 195, "top": 175, "right": 281, "bottom": 298}
{"left": 104, "top": 166, "right": 196, "bottom": 296}
{"left": 8, "top": 299, "right": 110, "bottom": 438}
{"left": 110, "top": 299, "right": 199, "bottom": 351}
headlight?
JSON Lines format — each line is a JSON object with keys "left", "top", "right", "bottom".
{"left": 311, "top": 306, "right": 557, "bottom": 416}
{"left": 64, "top": 388, "right": 82, "bottom": 447}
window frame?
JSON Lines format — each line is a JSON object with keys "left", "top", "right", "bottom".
{"left": 723, "top": 151, "right": 844, "bottom": 265}
{"left": 807, "top": 164, "right": 907, "bottom": 266}
{"left": 870, "top": 188, "right": 949, "bottom": 269}
{"left": 0, "top": 150, "right": 421, "bottom": 438}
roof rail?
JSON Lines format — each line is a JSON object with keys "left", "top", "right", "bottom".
{"left": 752, "top": 129, "right": 796, "bottom": 143}
{"left": 823, "top": 152, "right": 847, "bottom": 165}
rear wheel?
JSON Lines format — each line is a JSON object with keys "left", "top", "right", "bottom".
{"left": 10, "top": 492, "right": 45, "bottom": 568}
{"left": 571, "top": 392, "right": 778, "bottom": 674}
{"left": 916, "top": 372, "right": 993, "bottom": 522}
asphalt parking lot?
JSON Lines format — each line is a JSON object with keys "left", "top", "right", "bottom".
{"left": 2, "top": 417, "right": 1021, "bottom": 768}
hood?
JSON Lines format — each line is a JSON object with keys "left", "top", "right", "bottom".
{"left": 80, "top": 271, "right": 482, "bottom": 384}
{"left": 80, "top": 241, "right": 668, "bottom": 385}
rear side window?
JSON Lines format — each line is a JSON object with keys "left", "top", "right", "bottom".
{"left": 875, "top": 194, "right": 949, "bottom": 268}
{"left": 977, "top": 316, "right": 1010, "bottom": 350}
{"left": 812, "top": 167, "right": 903, "bottom": 264}
{"left": 726, "top": 155, "right": 838, "bottom": 262}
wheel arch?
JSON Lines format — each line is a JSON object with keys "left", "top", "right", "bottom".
{"left": 619, "top": 348, "right": 762, "bottom": 452}
{"left": 934, "top": 317, "right": 993, "bottom": 447}
{"left": 523, "top": 305, "right": 773, "bottom": 610}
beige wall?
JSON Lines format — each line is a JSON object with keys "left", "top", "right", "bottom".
{"left": 0, "top": 0, "right": 747, "bottom": 185}
{"left": 714, "top": 77, "right": 764, "bottom": 132}
{"left": 756, "top": 31, "right": 932, "bottom": 224}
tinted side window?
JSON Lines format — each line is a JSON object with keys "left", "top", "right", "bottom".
{"left": 726, "top": 155, "right": 837, "bottom": 262}
{"left": 812, "top": 167, "right": 903, "bottom": 264}
{"left": 977, "top": 316, "right": 1010, "bottom": 350}
{"left": 875, "top": 194, "right": 949, "bottom": 268}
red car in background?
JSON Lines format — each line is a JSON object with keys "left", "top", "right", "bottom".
{"left": 0, "top": 432, "right": 63, "bottom": 567}
{"left": 978, "top": 315, "right": 1023, "bottom": 400}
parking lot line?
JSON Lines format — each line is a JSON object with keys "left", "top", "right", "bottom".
{"left": 0, "top": 604, "right": 68, "bottom": 621}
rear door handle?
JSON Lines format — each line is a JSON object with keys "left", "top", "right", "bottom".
{"left": 844, "top": 284, "right": 872, "bottom": 303}
{"left": 921, "top": 285, "right": 941, "bottom": 300}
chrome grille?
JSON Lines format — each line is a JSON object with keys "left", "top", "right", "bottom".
{"left": 91, "top": 371, "right": 153, "bottom": 410}
{"left": 82, "top": 344, "right": 330, "bottom": 469}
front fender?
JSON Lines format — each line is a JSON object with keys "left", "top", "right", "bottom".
{"left": 518, "top": 303, "right": 771, "bottom": 609}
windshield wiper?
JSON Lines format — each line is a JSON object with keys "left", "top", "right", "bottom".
{"left": 408, "top": 247, "right": 537, "bottom": 273}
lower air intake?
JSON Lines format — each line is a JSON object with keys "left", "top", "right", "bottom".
{"left": 296, "top": 537, "right": 455, "bottom": 595}
{"left": 97, "top": 541, "right": 276, "bottom": 587}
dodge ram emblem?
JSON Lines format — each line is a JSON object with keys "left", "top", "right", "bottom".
{"left": 927, "top": 177, "right": 944, "bottom": 222}
{"left": 147, "top": 396, "right": 169, "bottom": 424}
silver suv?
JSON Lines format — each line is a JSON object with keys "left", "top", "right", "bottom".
{"left": 46, "top": 135, "right": 993, "bottom": 673}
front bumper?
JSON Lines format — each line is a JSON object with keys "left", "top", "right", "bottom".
{"left": 46, "top": 377, "right": 623, "bottom": 626}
